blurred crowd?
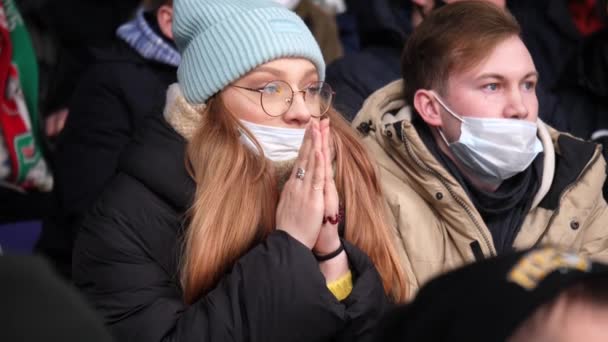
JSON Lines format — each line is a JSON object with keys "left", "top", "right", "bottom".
{"left": 0, "top": 0, "right": 607, "bottom": 341}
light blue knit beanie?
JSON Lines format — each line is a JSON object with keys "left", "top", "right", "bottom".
{"left": 173, "top": 0, "right": 326, "bottom": 104}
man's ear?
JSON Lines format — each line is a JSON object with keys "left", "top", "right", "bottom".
{"left": 157, "top": 5, "right": 173, "bottom": 40}
{"left": 413, "top": 89, "right": 443, "bottom": 127}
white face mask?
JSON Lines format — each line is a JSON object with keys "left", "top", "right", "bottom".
{"left": 432, "top": 92, "right": 543, "bottom": 185}
{"left": 272, "top": 0, "right": 302, "bottom": 10}
{"left": 239, "top": 120, "right": 305, "bottom": 161}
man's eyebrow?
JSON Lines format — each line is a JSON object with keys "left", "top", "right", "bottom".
{"left": 522, "top": 71, "right": 539, "bottom": 79}
{"left": 475, "top": 73, "right": 506, "bottom": 81}
{"left": 476, "top": 71, "right": 539, "bottom": 81}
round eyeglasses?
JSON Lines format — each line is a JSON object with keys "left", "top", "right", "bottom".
{"left": 232, "top": 80, "right": 335, "bottom": 117}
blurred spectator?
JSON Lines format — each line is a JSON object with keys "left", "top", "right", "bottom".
{"left": 580, "top": 28, "right": 608, "bottom": 138}
{"left": 334, "top": 9, "right": 360, "bottom": 54}
{"left": 0, "top": 0, "right": 52, "bottom": 223}
{"left": 509, "top": 0, "right": 607, "bottom": 141}
{"left": 376, "top": 247, "right": 608, "bottom": 341}
{"left": 274, "top": 0, "right": 344, "bottom": 63}
{"left": 34, "top": 0, "right": 140, "bottom": 138}
{"left": 36, "top": 0, "right": 178, "bottom": 278}
{"left": 0, "top": 254, "right": 114, "bottom": 342}
{"left": 560, "top": 27, "right": 608, "bottom": 196}
{"left": 326, "top": 0, "right": 410, "bottom": 120}
{"left": 509, "top": 0, "right": 605, "bottom": 99}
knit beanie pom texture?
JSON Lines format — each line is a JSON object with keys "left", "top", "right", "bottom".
{"left": 173, "top": 0, "right": 325, "bottom": 104}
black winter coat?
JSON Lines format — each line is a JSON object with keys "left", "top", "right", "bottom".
{"left": 37, "top": 39, "right": 177, "bottom": 277}
{"left": 72, "top": 116, "right": 389, "bottom": 342}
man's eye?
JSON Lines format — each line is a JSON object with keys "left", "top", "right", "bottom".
{"left": 483, "top": 83, "right": 499, "bottom": 91}
{"left": 523, "top": 81, "right": 536, "bottom": 91}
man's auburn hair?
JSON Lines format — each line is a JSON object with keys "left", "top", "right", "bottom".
{"left": 400, "top": 1, "right": 521, "bottom": 105}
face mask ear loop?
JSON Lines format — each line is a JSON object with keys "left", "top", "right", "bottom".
{"left": 437, "top": 127, "right": 452, "bottom": 147}
{"left": 429, "top": 91, "right": 465, "bottom": 123}
{"left": 429, "top": 90, "right": 464, "bottom": 147}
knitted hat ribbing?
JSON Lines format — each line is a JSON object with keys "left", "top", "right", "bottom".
{"left": 173, "top": 0, "right": 325, "bottom": 104}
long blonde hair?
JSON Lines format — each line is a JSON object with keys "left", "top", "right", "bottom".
{"left": 182, "top": 96, "right": 408, "bottom": 304}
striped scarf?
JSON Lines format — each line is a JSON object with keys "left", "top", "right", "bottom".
{"left": 117, "top": 9, "right": 181, "bottom": 67}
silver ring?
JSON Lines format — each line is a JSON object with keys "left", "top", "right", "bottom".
{"left": 295, "top": 167, "right": 306, "bottom": 180}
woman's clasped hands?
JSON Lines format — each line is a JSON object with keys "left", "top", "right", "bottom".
{"left": 276, "top": 118, "right": 343, "bottom": 260}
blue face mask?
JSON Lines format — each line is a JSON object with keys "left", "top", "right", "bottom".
{"left": 432, "top": 92, "right": 544, "bottom": 186}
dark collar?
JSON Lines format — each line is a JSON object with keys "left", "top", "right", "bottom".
{"left": 538, "top": 134, "right": 598, "bottom": 210}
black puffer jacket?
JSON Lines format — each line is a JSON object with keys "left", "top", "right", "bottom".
{"left": 56, "top": 39, "right": 178, "bottom": 233}
{"left": 36, "top": 38, "right": 177, "bottom": 278}
{"left": 72, "top": 116, "right": 389, "bottom": 342}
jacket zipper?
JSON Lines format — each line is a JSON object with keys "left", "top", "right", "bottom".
{"left": 533, "top": 149, "right": 602, "bottom": 247}
{"left": 396, "top": 123, "right": 497, "bottom": 257}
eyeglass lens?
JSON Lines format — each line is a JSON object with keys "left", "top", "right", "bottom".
{"left": 259, "top": 81, "right": 333, "bottom": 117}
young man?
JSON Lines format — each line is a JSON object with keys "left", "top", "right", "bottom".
{"left": 352, "top": 1, "right": 608, "bottom": 296}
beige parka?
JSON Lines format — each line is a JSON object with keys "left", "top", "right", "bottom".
{"left": 353, "top": 80, "right": 608, "bottom": 297}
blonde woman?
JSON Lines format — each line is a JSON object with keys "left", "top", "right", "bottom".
{"left": 73, "top": 0, "right": 407, "bottom": 341}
